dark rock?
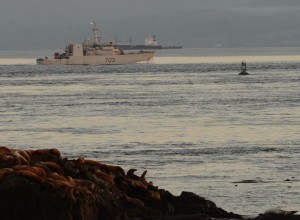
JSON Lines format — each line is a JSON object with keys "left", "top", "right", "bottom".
{"left": 0, "top": 147, "right": 246, "bottom": 220}
{"left": 128, "top": 213, "right": 211, "bottom": 219}
{"left": 253, "top": 214, "right": 300, "bottom": 220}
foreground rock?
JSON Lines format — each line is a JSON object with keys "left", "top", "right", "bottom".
{"left": 252, "top": 208, "right": 299, "bottom": 220}
{"left": 253, "top": 214, "right": 299, "bottom": 220}
{"left": 0, "top": 146, "right": 296, "bottom": 220}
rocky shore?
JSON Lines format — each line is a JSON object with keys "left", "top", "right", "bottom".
{"left": 0, "top": 147, "right": 298, "bottom": 220}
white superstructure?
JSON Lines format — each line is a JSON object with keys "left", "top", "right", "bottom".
{"left": 37, "top": 22, "right": 155, "bottom": 65}
{"left": 145, "top": 34, "right": 160, "bottom": 46}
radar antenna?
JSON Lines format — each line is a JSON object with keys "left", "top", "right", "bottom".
{"left": 90, "top": 22, "right": 100, "bottom": 45}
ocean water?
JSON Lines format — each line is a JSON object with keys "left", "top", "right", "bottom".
{"left": 0, "top": 48, "right": 299, "bottom": 216}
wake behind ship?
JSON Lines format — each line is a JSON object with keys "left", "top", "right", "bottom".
{"left": 36, "top": 22, "right": 155, "bottom": 65}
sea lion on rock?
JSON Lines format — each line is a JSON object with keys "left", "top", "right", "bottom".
{"left": 12, "top": 165, "right": 46, "bottom": 177}
{"left": 127, "top": 169, "right": 155, "bottom": 189}
{"left": 125, "top": 178, "right": 147, "bottom": 189}
{"left": 0, "top": 168, "right": 14, "bottom": 175}
{"left": 41, "top": 161, "right": 65, "bottom": 175}
{"left": 46, "top": 172, "right": 68, "bottom": 182}
{"left": 107, "top": 164, "right": 125, "bottom": 177}
{"left": 94, "top": 169, "right": 115, "bottom": 185}
{"left": 15, "top": 170, "right": 44, "bottom": 183}
{"left": 34, "top": 162, "right": 52, "bottom": 173}
{"left": 127, "top": 169, "right": 140, "bottom": 180}
{"left": 75, "top": 157, "right": 85, "bottom": 167}
{"left": 52, "top": 179, "right": 74, "bottom": 190}
{"left": 140, "top": 170, "right": 158, "bottom": 191}
{"left": 31, "top": 148, "right": 61, "bottom": 162}
{"left": 10, "top": 150, "right": 30, "bottom": 165}
{"left": 147, "top": 190, "right": 161, "bottom": 201}
{"left": 17, "top": 150, "right": 31, "bottom": 162}
{"left": 24, "top": 149, "right": 34, "bottom": 158}
{"left": 52, "top": 179, "right": 78, "bottom": 200}
{"left": 73, "top": 178, "right": 95, "bottom": 193}
{"left": 72, "top": 179, "right": 95, "bottom": 199}
{"left": 120, "top": 195, "right": 145, "bottom": 208}
{"left": 0, "top": 168, "right": 14, "bottom": 182}
{"left": 64, "top": 160, "right": 80, "bottom": 174}
{"left": 0, "top": 146, "right": 11, "bottom": 155}
{"left": 114, "top": 175, "right": 129, "bottom": 191}
{"left": 84, "top": 159, "right": 111, "bottom": 173}
{"left": 84, "top": 159, "right": 125, "bottom": 177}
{"left": 0, "top": 149, "right": 31, "bottom": 166}
{"left": 0, "top": 153, "right": 21, "bottom": 167}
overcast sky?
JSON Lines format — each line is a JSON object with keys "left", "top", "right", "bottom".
{"left": 1, "top": 0, "right": 300, "bottom": 50}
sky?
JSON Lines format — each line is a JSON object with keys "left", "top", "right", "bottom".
{"left": 1, "top": 0, "right": 300, "bottom": 50}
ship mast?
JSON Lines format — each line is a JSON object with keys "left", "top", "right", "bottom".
{"left": 90, "top": 22, "right": 100, "bottom": 45}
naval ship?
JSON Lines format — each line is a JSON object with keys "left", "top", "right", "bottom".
{"left": 117, "top": 34, "right": 182, "bottom": 50}
{"left": 36, "top": 23, "right": 155, "bottom": 65}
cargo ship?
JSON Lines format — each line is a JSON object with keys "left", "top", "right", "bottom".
{"left": 117, "top": 34, "right": 182, "bottom": 50}
{"left": 36, "top": 23, "right": 155, "bottom": 65}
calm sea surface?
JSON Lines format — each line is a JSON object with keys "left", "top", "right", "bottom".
{"left": 0, "top": 48, "right": 299, "bottom": 216}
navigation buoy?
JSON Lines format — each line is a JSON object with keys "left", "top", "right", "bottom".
{"left": 239, "top": 61, "right": 249, "bottom": 75}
